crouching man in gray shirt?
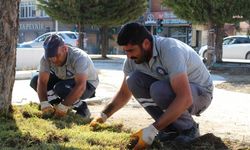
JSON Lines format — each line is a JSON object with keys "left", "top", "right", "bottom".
{"left": 90, "top": 22, "right": 213, "bottom": 149}
{"left": 30, "top": 34, "right": 99, "bottom": 119}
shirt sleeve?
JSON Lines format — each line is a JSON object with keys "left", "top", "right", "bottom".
{"left": 123, "top": 58, "right": 134, "bottom": 76}
{"left": 39, "top": 55, "right": 50, "bottom": 73}
{"left": 74, "top": 56, "right": 89, "bottom": 75}
{"left": 160, "top": 41, "right": 188, "bottom": 79}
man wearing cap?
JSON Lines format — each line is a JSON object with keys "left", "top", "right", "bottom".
{"left": 30, "top": 34, "right": 99, "bottom": 118}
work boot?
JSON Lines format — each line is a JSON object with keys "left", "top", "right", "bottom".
{"left": 73, "top": 101, "right": 91, "bottom": 119}
{"left": 156, "top": 131, "right": 179, "bottom": 142}
{"left": 155, "top": 124, "right": 179, "bottom": 142}
{"left": 174, "top": 123, "right": 200, "bottom": 143}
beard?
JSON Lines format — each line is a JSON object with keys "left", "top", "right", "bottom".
{"left": 132, "top": 47, "right": 150, "bottom": 64}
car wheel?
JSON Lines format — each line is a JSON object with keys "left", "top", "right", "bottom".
{"left": 246, "top": 52, "right": 250, "bottom": 60}
{"left": 203, "top": 50, "right": 208, "bottom": 60}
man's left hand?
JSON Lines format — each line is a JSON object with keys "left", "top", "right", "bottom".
{"left": 131, "top": 124, "right": 158, "bottom": 150}
{"left": 54, "top": 103, "right": 70, "bottom": 117}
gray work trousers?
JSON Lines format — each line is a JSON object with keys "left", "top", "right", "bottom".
{"left": 126, "top": 71, "right": 213, "bottom": 131}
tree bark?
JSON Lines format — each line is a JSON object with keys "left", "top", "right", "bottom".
{"left": 78, "top": 23, "right": 85, "bottom": 50}
{"left": 0, "top": 0, "right": 19, "bottom": 115}
{"left": 100, "top": 26, "right": 109, "bottom": 58}
{"left": 215, "top": 24, "right": 224, "bottom": 62}
{"left": 206, "top": 21, "right": 216, "bottom": 67}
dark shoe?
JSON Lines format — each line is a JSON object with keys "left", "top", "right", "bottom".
{"left": 73, "top": 101, "right": 91, "bottom": 119}
{"left": 89, "top": 91, "right": 95, "bottom": 98}
{"left": 174, "top": 123, "right": 200, "bottom": 143}
{"left": 48, "top": 98, "right": 62, "bottom": 105}
{"left": 155, "top": 124, "right": 179, "bottom": 142}
{"left": 156, "top": 131, "right": 179, "bottom": 142}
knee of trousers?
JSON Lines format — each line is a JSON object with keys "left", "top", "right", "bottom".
{"left": 150, "top": 81, "right": 175, "bottom": 109}
{"left": 30, "top": 74, "right": 38, "bottom": 91}
{"left": 126, "top": 71, "right": 143, "bottom": 93}
{"left": 53, "top": 82, "right": 72, "bottom": 99}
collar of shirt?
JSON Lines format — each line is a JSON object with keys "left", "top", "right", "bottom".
{"left": 64, "top": 47, "right": 72, "bottom": 66}
{"left": 148, "top": 35, "right": 159, "bottom": 68}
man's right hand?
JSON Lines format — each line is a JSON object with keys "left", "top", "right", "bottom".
{"left": 89, "top": 112, "right": 108, "bottom": 127}
{"left": 40, "top": 101, "right": 55, "bottom": 116}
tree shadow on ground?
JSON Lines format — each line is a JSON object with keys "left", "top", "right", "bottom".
{"left": 0, "top": 104, "right": 81, "bottom": 149}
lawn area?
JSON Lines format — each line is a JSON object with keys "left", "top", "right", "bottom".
{"left": 0, "top": 103, "right": 249, "bottom": 150}
{"left": 0, "top": 103, "right": 131, "bottom": 150}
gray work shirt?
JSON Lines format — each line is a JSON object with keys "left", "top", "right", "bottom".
{"left": 123, "top": 36, "right": 213, "bottom": 92}
{"left": 40, "top": 47, "right": 99, "bottom": 88}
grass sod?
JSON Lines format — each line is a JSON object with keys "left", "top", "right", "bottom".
{"left": 0, "top": 103, "right": 249, "bottom": 150}
{"left": 0, "top": 103, "right": 131, "bottom": 150}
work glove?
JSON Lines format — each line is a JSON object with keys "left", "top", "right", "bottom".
{"left": 54, "top": 103, "right": 70, "bottom": 117}
{"left": 40, "top": 101, "right": 55, "bottom": 116}
{"left": 130, "top": 124, "right": 158, "bottom": 150}
{"left": 89, "top": 112, "right": 108, "bottom": 127}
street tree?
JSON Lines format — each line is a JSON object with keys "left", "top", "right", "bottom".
{"left": 38, "top": 0, "right": 147, "bottom": 58}
{"left": 0, "top": 0, "right": 19, "bottom": 115}
{"left": 162, "top": 0, "right": 249, "bottom": 65}
{"left": 90, "top": 0, "right": 147, "bottom": 58}
{"left": 38, "top": 0, "right": 95, "bottom": 50}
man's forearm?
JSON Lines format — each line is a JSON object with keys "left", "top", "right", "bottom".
{"left": 37, "top": 83, "right": 48, "bottom": 102}
{"left": 102, "top": 90, "right": 132, "bottom": 118}
{"left": 62, "top": 84, "right": 85, "bottom": 106}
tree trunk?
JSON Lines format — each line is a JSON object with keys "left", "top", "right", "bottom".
{"left": 206, "top": 21, "right": 216, "bottom": 67}
{"left": 78, "top": 23, "right": 85, "bottom": 50}
{"left": 215, "top": 24, "right": 224, "bottom": 62}
{"left": 100, "top": 26, "right": 109, "bottom": 58}
{"left": 0, "top": 0, "right": 19, "bottom": 115}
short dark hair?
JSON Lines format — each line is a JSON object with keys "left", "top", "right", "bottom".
{"left": 117, "top": 22, "right": 152, "bottom": 46}
{"left": 43, "top": 34, "right": 64, "bottom": 58}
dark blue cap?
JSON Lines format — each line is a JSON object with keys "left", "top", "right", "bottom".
{"left": 43, "top": 34, "right": 64, "bottom": 58}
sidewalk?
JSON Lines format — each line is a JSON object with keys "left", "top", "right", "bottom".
{"left": 15, "top": 54, "right": 126, "bottom": 80}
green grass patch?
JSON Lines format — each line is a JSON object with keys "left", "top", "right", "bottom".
{"left": 0, "top": 103, "right": 131, "bottom": 149}
{"left": 0, "top": 103, "right": 249, "bottom": 149}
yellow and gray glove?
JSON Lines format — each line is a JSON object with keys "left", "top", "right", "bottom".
{"left": 89, "top": 112, "right": 108, "bottom": 127}
{"left": 54, "top": 103, "right": 70, "bottom": 117}
{"left": 40, "top": 101, "right": 55, "bottom": 116}
{"left": 131, "top": 124, "right": 158, "bottom": 150}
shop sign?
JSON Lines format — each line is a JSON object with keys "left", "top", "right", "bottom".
{"left": 19, "top": 23, "right": 45, "bottom": 30}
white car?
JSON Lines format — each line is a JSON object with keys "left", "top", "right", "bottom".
{"left": 19, "top": 31, "right": 87, "bottom": 48}
{"left": 199, "top": 35, "right": 250, "bottom": 60}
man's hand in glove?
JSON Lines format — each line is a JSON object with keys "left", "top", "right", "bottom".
{"left": 40, "top": 101, "right": 55, "bottom": 116}
{"left": 89, "top": 112, "right": 107, "bottom": 127}
{"left": 54, "top": 103, "right": 70, "bottom": 117}
{"left": 130, "top": 124, "right": 158, "bottom": 150}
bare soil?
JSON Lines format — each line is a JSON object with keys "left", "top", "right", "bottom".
{"left": 215, "top": 73, "right": 250, "bottom": 94}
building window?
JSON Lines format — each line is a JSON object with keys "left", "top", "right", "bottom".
{"left": 20, "top": 1, "right": 36, "bottom": 18}
{"left": 40, "top": 9, "right": 48, "bottom": 17}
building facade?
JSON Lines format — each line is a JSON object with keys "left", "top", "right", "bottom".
{"left": 144, "top": 0, "right": 192, "bottom": 45}
{"left": 18, "top": 0, "right": 194, "bottom": 53}
{"left": 19, "top": 0, "right": 74, "bottom": 43}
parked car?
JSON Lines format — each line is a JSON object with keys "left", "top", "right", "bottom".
{"left": 199, "top": 35, "right": 250, "bottom": 60}
{"left": 19, "top": 31, "right": 87, "bottom": 48}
